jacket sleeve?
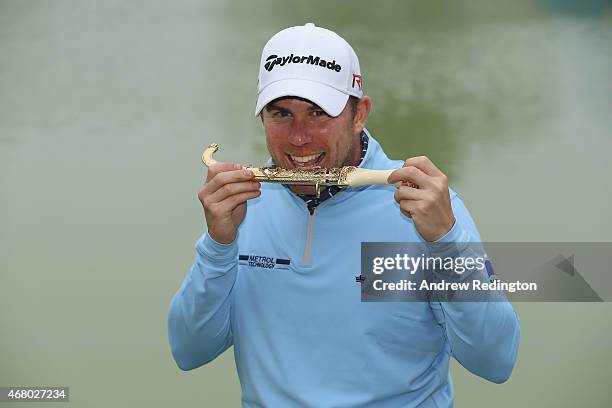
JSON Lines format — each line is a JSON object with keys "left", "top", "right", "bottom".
{"left": 167, "top": 232, "right": 237, "bottom": 371}
{"left": 428, "top": 193, "right": 521, "bottom": 383}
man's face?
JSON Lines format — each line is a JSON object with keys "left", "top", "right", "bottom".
{"left": 261, "top": 97, "right": 368, "bottom": 195}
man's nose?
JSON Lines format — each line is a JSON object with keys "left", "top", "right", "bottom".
{"left": 287, "top": 119, "right": 312, "bottom": 146}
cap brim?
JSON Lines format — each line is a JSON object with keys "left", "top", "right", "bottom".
{"left": 255, "top": 79, "right": 349, "bottom": 117}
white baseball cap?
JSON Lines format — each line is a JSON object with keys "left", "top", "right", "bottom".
{"left": 255, "top": 23, "right": 363, "bottom": 117}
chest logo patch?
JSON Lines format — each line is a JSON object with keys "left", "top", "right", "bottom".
{"left": 239, "top": 254, "right": 291, "bottom": 270}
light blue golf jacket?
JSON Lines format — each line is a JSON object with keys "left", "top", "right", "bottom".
{"left": 168, "top": 130, "right": 520, "bottom": 407}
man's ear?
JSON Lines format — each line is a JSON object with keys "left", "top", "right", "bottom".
{"left": 353, "top": 96, "right": 372, "bottom": 134}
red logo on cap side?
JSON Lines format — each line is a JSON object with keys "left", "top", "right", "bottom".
{"left": 352, "top": 74, "right": 362, "bottom": 90}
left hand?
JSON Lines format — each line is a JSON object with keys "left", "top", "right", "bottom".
{"left": 387, "top": 156, "right": 456, "bottom": 242}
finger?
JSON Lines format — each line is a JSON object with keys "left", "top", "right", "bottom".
{"left": 216, "top": 190, "right": 262, "bottom": 212}
{"left": 387, "top": 166, "right": 433, "bottom": 188}
{"left": 206, "top": 179, "right": 261, "bottom": 204}
{"left": 403, "top": 156, "right": 444, "bottom": 177}
{"left": 394, "top": 186, "right": 428, "bottom": 203}
{"left": 206, "top": 162, "right": 243, "bottom": 182}
{"left": 206, "top": 168, "right": 255, "bottom": 193}
{"left": 396, "top": 180, "right": 419, "bottom": 189}
{"left": 398, "top": 199, "right": 418, "bottom": 219}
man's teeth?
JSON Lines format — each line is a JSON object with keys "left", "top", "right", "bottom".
{"left": 291, "top": 153, "right": 322, "bottom": 163}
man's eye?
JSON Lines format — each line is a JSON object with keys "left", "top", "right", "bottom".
{"left": 312, "top": 110, "right": 327, "bottom": 117}
{"left": 273, "top": 111, "right": 290, "bottom": 117}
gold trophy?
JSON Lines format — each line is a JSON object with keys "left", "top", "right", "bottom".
{"left": 202, "top": 143, "right": 415, "bottom": 198}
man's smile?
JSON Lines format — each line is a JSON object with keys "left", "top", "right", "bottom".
{"left": 287, "top": 152, "right": 326, "bottom": 168}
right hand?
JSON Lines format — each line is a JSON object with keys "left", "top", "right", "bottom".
{"left": 198, "top": 162, "right": 261, "bottom": 244}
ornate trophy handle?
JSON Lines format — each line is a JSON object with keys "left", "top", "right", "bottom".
{"left": 201, "top": 143, "right": 220, "bottom": 167}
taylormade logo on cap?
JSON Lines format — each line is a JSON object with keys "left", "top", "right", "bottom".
{"left": 264, "top": 54, "right": 342, "bottom": 73}
{"left": 255, "top": 23, "right": 363, "bottom": 118}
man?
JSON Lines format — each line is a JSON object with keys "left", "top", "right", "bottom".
{"left": 168, "top": 23, "right": 520, "bottom": 407}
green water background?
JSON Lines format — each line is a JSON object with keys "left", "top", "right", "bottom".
{"left": 1, "top": 0, "right": 611, "bottom": 406}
